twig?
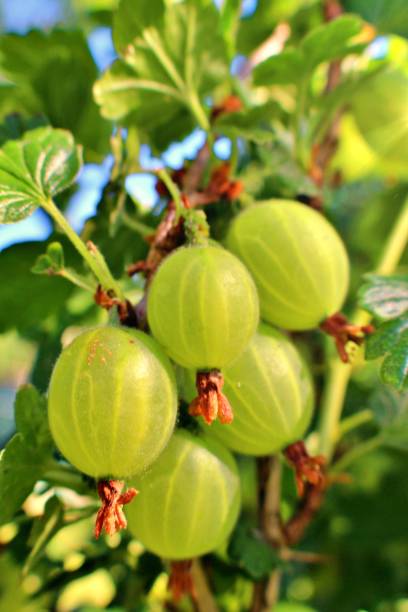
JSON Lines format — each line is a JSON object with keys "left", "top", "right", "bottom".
{"left": 310, "top": 0, "right": 344, "bottom": 184}
{"left": 250, "top": 457, "right": 284, "bottom": 612}
{"left": 261, "top": 457, "right": 284, "bottom": 546}
{"left": 191, "top": 559, "right": 219, "bottom": 612}
{"left": 279, "top": 548, "right": 331, "bottom": 564}
{"left": 283, "top": 481, "right": 327, "bottom": 546}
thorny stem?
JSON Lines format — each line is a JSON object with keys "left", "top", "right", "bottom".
{"left": 42, "top": 198, "right": 124, "bottom": 300}
{"left": 318, "top": 196, "right": 408, "bottom": 459}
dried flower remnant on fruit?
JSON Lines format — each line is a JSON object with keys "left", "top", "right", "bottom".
{"left": 320, "top": 312, "right": 375, "bottom": 363}
{"left": 284, "top": 441, "right": 326, "bottom": 497}
{"left": 189, "top": 370, "right": 233, "bottom": 425}
{"left": 94, "top": 480, "right": 138, "bottom": 539}
{"left": 168, "top": 560, "right": 196, "bottom": 602}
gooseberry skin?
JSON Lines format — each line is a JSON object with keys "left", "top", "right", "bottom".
{"left": 48, "top": 326, "right": 177, "bottom": 479}
{"left": 227, "top": 200, "right": 349, "bottom": 330}
{"left": 126, "top": 430, "right": 241, "bottom": 560}
{"left": 351, "top": 69, "right": 408, "bottom": 165}
{"left": 147, "top": 245, "right": 259, "bottom": 369}
{"left": 179, "top": 324, "right": 314, "bottom": 455}
{"left": 210, "top": 324, "right": 314, "bottom": 455}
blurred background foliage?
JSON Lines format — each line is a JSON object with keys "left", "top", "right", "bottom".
{"left": 0, "top": 0, "right": 407, "bottom": 611}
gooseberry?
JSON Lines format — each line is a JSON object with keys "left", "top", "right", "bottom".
{"left": 227, "top": 200, "right": 349, "bottom": 330}
{"left": 126, "top": 429, "right": 241, "bottom": 560}
{"left": 48, "top": 326, "right": 178, "bottom": 479}
{"left": 179, "top": 324, "right": 314, "bottom": 455}
{"left": 351, "top": 69, "right": 408, "bottom": 166}
{"left": 147, "top": 244, "right": 259, "bottom": 424}
{"left": 209, "top": 324, "right": 314, "bottom": 455}
{"left": 147, "top": 244, "right": 259, "bottom": 369}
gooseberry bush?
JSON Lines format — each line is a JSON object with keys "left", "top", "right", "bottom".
{"left": 0, "top": 1, "right": 407, "bottom": 610}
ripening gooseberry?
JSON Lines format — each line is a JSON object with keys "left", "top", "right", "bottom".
{"left": 351, "top": 69, "right": 408, "bottom": 166}
{"left": 227, "top": 200, "right": 349, "bottom": 330}
{"left": 209, "top": 324, "right": 314, "bottom": 455}
{"left": 147, "top": 244, "right": 259, "bottom": 425}
{"left": 48, "top": 326, "right": 177, "bottom": 479}
{"left": 126, "top": 430, "right": 241, "bottom": 560}
{"left": 147, "top": 244, "right": 259, "bottom": 370}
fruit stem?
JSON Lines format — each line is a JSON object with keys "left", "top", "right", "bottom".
{"left": 42, "top": 197, "right": 125, "bottom": 300}
{"left": 318, "top": 196, "right": 408, "bottom": 459}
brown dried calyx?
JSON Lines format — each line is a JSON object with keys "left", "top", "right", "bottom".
{"left": 94, "top": 479, "right": 138, "bottom": 539}
{"left": 189, "top": 370, "right": 233, "bottom": 425}
{"left": 320, "top": 312, "right": 375, "bottom": 363}
{"left": 284, "top": 441, "right": 326, "bottom": 498}
{"left": 94, "top": 285, "right": 139, "bottom": 327}
{"left": 168, "top": 560, "right": 195, "bottom": 602}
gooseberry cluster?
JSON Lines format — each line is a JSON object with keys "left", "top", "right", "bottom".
{"left": 47, "top": 199, "right": 352, "bottom": 597}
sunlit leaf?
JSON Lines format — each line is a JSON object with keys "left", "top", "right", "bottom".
{"left": 0, "top": 127, "right": 82, "bottom": 223}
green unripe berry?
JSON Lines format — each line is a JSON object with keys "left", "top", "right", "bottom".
{"left": 209, "top": 324, "right": 314, "bottom": 455}
{"left": 227, "top": 200, "right": 349, "bottom": 330}
{"left": 178, "top": 324, "right": 314, "bottom": 454}
{"left": 126, "top": 430, "right": 241, "bottom": 559}
{"left": 147, "top": 245, "right": 259, "bottom": 369}
{"left": 351, "top": 69, "right": 408, "bottom": 166}
{"left": 48, "top": 326, "right": 177, "bottom": 479}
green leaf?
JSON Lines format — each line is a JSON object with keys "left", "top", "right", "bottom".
{"left": 381, "top": 328, "right": 408, "bottom": 391}
{"left": 371, "top": 386, "right": 408, "bottom": 450}
{"left": 366, "top": 316, "right": 408, "bottom": 391}
{"left": 0, "top": 30, "right": 110, "bottom": 158}
{"left": 31, "top": 242, "right": 65, "bottom": 275}
{"left": 228, "top": 517, "right": 279, "bottom": 579}
{"left": 0, "top": 114, "right": 49, "bottom": 148}
{"left": 300, "top": 15, "right": 364, "bottom": 72}
{"left": 366, "top": 315, "right": 408, "bottom": 360}
{"left": 220, "top": 0, "right": 241, "bottom": 59}
{"left": 0, "top": 241, "right": 74, "bottom": 335}
{"left": 113, "top": 0, "right": 165, "bottom": 49}
{"left": 358, "top": 274, "right": 408, "bottom": 321}
{"left": 24, "top": 496, "right": 64, "bottom": 575}
{"left": 237, "top": 0, "right": 307, "bottom": 56}
{"left": 254, "top": 15, "right": 364, "bottom": 86}
{"left": 215, "top": 101, "right": 283, "bottom": 143}
{"left": 253, "top": 49, "right": 303, "bottom": 86}
{"left": 94, "top": 0, "right": 228, "bottom": 147}
{"left": 0, "top": 385, "right": 54, "bottom": 525}
{"left": 343, "top": 0, "right": 408, "bottom": 38}
{"left": 0, "top": 126, "right": 82, "bottom": 223}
